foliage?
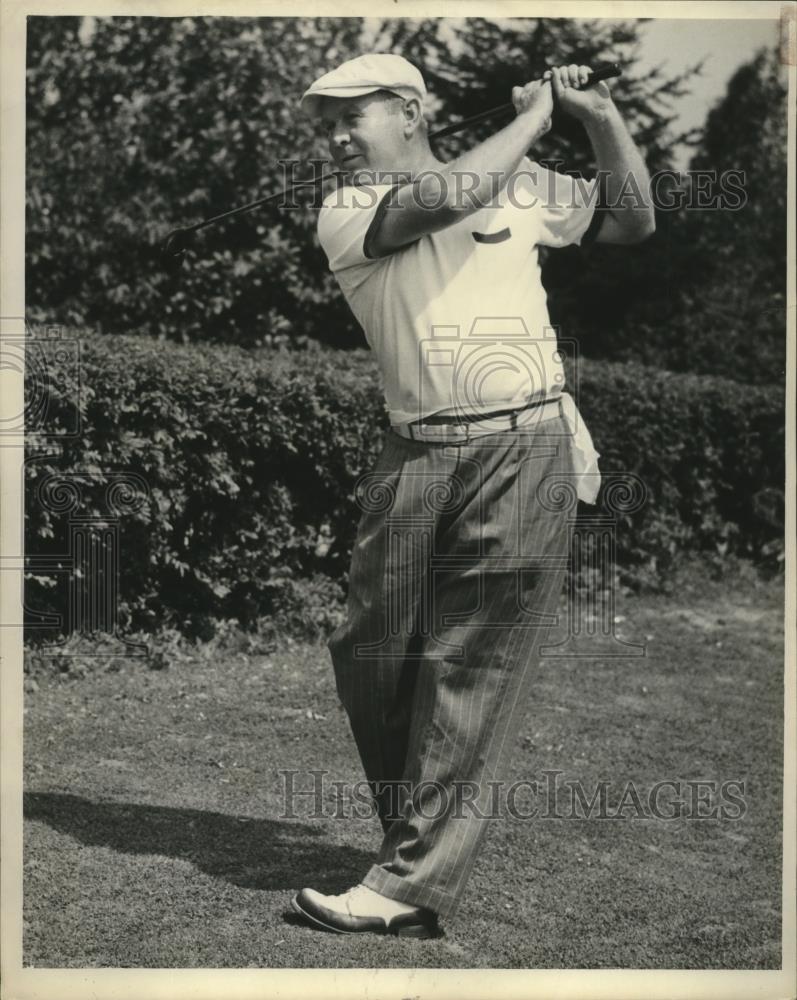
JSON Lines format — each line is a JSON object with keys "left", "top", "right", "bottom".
{"left": 556, "top": 46, "right": 788, "bottom": 384}
{"left": 675, "top": 47, "right": 788, "bottom": 383}
{"left": 25, "top": 332, "right": 784, "bottom": 640}
{"left": 26, "top": 15, "right": 366, "bottom": 348}
{"left": 25, "top": 330, "right": 381, "bottom": 641}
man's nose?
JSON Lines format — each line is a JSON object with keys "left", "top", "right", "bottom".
{"left": 330, "top": 126, "right": 351, "bottom": 149}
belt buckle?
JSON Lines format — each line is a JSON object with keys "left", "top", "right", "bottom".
{"left": 405, "top": 407, "right": 530, "bottom": 443}
{"left": 416, "top": 421, "right": 471, "bottom": 444}
{"left": 407, "top": 422, "right": 441, "bottom": 443}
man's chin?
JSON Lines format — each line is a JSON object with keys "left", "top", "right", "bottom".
{"left": 345, "top": 166, "right": 411, "bottom": 187}
{"left": 345, "top": 165, "right": 378, "bottom": 185}
{"left": 337, "top": 155, "right": 366, "bottom": 173}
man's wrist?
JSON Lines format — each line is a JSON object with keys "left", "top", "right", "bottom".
{"left": 514, "top": 107, "right": 552, "bottom": 142}
{"left": 578, "top": 98, "right": 620, "bottom": 131}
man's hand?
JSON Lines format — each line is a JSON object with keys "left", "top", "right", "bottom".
{"left": 546, "top": 64, "right": 613, "bottom": 123}
{"left": 511, "top": 79, "right": 554, "bottom": 138}
{"left": 542, "top": 63, "right": 655, "bottom": 244}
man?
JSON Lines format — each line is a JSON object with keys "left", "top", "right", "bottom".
{"left": 291, "top": 52, "right": 654, "bottom": 939}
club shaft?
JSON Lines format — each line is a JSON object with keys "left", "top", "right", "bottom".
{"left": 168, "top": 62, "right": 622, "bottom": 243}
{"left": 185, "top": 177, "right": 337, "bottom": 234}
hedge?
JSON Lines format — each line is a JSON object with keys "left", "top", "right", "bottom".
{"left": 24, "top": 331, "right": 784, "bottom": 639}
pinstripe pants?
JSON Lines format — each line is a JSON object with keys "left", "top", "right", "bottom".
{"left": 327, "top": 414, "right": 573, "bottom": 918}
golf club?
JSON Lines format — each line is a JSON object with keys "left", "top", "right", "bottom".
{"left": 159, "top": 62, "right": 621, "bottom": 268}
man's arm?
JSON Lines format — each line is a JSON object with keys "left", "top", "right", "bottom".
{"left": 550, "top": 65, "right": 655, "bottom": 244}
{"left": 369, "top": 64, "right": 655, "bottom": 257}
{"left": 368, "top": 78, "right": 554, "bottom": 257}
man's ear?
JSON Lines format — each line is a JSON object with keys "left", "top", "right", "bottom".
{"left": 401, "top": 97, "right": 423, "bottom": 137}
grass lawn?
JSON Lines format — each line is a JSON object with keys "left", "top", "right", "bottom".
{"left": 23, "top": 566, "right": 784, "bottom": 969}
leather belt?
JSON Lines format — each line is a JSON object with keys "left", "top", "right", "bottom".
{"left": 391, "top": 396, "right": 563, "bottom": 443}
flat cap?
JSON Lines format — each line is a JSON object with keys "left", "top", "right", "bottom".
{"left": 300, "top": 53, "right": 427, "bottom": 118}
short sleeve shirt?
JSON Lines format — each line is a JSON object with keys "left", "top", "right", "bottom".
{"left": 317, "top": 158, "right": 598, "bottom": 426}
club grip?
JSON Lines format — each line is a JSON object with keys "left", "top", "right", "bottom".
{"left": 583, "top": 62, "right": 622, "bottom": 86}
{"left": 428, "top": 63, "right": 622, "bottom": 141}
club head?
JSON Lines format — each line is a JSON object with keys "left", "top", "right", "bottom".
{"left": 159, "top": 227, "right": 196, "bottom": 272}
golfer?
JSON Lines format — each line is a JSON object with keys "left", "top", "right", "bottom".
{"left": 291, "top": 53, "right": 654, "bottom": 938}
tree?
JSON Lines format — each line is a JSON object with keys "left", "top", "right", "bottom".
{"left": 565, "top": 45, "right": 788, "bottom": 384}
{"left": 674, "top": 47, "right": 788, "bottom": 383}
{"left": 26, "top": 15, "right": 367, "bottom": 347}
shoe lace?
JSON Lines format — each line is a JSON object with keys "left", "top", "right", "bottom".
{"left": 330, "top": 883, "right": 371, "bottom": 914}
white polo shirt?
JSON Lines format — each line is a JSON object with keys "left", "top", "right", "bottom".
{"left": 317, "top": 157, "right": 601, "bottom": 501}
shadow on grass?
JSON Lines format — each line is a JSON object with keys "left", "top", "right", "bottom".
{"left": 24, "top": 791, "right": 373, "bottom": 893}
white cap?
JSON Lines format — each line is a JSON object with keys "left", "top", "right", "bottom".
{"left": 300, "top": 53, "right": 427, "bottom": 118}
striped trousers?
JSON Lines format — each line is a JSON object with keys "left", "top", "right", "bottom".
{"left": 327, "top": 413, "right": 574, "bottom": 918}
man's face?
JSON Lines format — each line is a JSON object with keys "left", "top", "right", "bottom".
{"left": 318, "top": 92, "right": 406, "bottom": 177}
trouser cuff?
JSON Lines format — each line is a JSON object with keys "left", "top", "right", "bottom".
{"left": 362, "top": 865, "right": 461, "bottom": 919}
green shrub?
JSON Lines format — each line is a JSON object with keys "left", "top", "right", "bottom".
{"left": 25, "top": 331, "right": 784, "bottom": 638}
{"left": 576, "top": 362, "right": 784, "bottom": 583}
